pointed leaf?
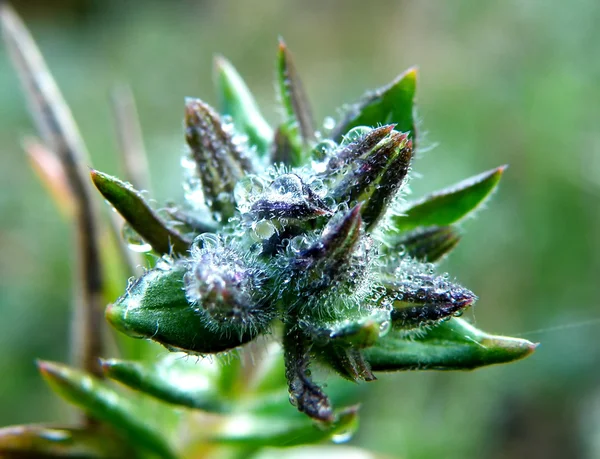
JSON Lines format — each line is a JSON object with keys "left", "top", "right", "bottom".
{"left": 277, "top": 39, "right": 315, "bottom": 145}
{"left": 1, "top": 3, "right": 106, "bottom": 380}
{"left": 385, "top": 225, "right": 461, "bottom": 263}
{"left": 390, "top": 166, "right": 506, "bottom": 233}
{"left": 106, "top": 261, "right": 262, "bottom": 354}
{"left": 0, "top": 424, "right": 136, "bottom": 458}
{"left": 332, "top": 68, "right": 417, "bottom": 146}
{"left": 101, "top": 355, "right": 229, "bottom": 413}
{"left": 214, "top": 55, "right": 272, "bottom": 157}
{"left": 37, "top": 361, "right": 176, "bottom": 459}
{"left": 275, "top": 39, "right": 314, "bottom": 167}
{"left": 365, "top": 317, "right": 537, "bottom": 371}
{"left": 91, "top": 170, "right": 191, "bottom": 255}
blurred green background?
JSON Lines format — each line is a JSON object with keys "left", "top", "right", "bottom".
{"left": 1, "top": 1, "right": 599, "bottom": 458}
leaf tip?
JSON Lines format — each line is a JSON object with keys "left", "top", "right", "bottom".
{"left": 405, "top": 66, "right": 418, "bottom": 81}
{"left": 36, "top": 359, "right": 64, "bottom": 383}
{"left": 213, "top": 53, "right": 227, "bottom": 69}
{"left": 213, "top": 54, "right": 232, "bottom": 81}
{"left": 482, "top": 335, "right": 539, "bottom": 364}
{"left": 495, "top": 164, "right": 509, "bottom": 178}
{"left": 278, "top": 36, "right": 287, "bottom": 51}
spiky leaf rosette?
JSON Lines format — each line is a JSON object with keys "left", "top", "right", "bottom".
{"left": 98, "top": 44, "right": 536, "bottom": 423}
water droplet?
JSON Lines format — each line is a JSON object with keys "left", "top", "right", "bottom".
{"left": 288, "top": 394, "right": 298, "bottom": 407}
{"left": 40, "top": 429, "right": 70, "bottom": 441}
{"left": 307, "top": 177, "right": 328, "bottom": 198}
{"left": 289, "top": 235, "right": 309, "bottom": 253}
{"left": 340, "top": 126, "right": 372, "bottom": 147}
{"left": 180, "top": 155, "right": 197, "bottom": 170}
{"left": 233, "top": 175, "right": 265, "bottom": 213}
{"left": 312, "top": 139, "right": 337, "bottom": 160}
{"left": 323, "top": 116, "right": 336, "bottom": 131}
{"left": 379, "top": 320, "right": 391, "bottom": 337}
{"left": 122, "top": 224, "right": 152, "bottom": 253}
{"left": 331, "top": 427, "right": 355, "bottom": 444}
{"left": 311, "top": 159, "right": 327, "bottom": 174}
{"left": 221, "top": 114, "right": 234, "bottom": 133}
{"left": 251, "top": 220, "right": 276, "bottom": 240}
{"left": 269, "top": 174, "right": 304, "bottom": 198}
{"left": 194, "top": 233, "right": 221, "bottom": 249}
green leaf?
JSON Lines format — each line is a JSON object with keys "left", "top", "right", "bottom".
{"left": 106, "top": 262, "right": 263, "bottom": 354}
{"left": 384, "top": 225, "right": 461, "bottom": 263}
{"left": 0, "top": 424, "right": 137, "bottom": 458}
{"left": 91, "top": 170, "right": 191, "bottom": 255}
{"left": 364, "top": 317, "right": 537, "bottom": 371}
{"left": 211, "top": 406, "right": 359, "bottom": 448}
{"left": 101, "top": 355, "right": 229, "bottom": 413}
{"left": 390, "top": 166, "right": 506, "bottom": 233}
{"left": 276, "top": 39, "right": 314, "bottom": 167}
{"left": 214, "top": 55, "right": 273, "bottom": 158}
{"left": 331, "top": 68, "right": 417, "bottom": 146}
{"left": 37, "top": 361, "right": 176, "bottom": 459}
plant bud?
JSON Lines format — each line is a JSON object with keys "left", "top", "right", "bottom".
{"left": 184, "top": 243, "right": 273, "bottom": 338}
{"left": 106, "top": 261, "right": 266, "bottom": 354}
{"left": 184, "top": 98, "right": 255, "bottom": 221}
{"left": 385, "top": 271, "right": 476, "bottom": 329}
{"left": 293, "top": 205, "right": 364, "bottom": 294}
{"left": 330, "top": 130, "right": 412, "bottom": 229}
{"left": 326, "top": 124, "right": 394, "bottom": 173}
{"left": 248, "top": 173, "right": 332, "bottom": 221}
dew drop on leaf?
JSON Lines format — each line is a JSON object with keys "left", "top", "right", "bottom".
{"left": 340, "top": 126, "right": 372, "bottom": 147}
{"left": 193, "top": 233, "right": 221, "bottom": 249}
{"left": 312, "top": 139, "right": 337, "bottom": 160}
{"left": 234, "top": 175, "right": 265, "bottom": 213}
{"left": 331, "top": 426, "right": 357, "bottom": 444}
{"left": 379, "top": 320, "right": 391, "bottom": 337}
{"left": 122, "top": 223, "right": 152, "bottom": 253}
{"left": 251, "top": 220, "right": 276, "bottom": 240}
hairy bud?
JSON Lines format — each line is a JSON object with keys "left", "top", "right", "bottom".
{"left": 184, "top": 240, "right": 274, "bottom": 338}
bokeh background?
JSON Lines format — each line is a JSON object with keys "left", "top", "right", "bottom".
{"left": 1, "top": 1, "right": 599, "bottom": 458}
